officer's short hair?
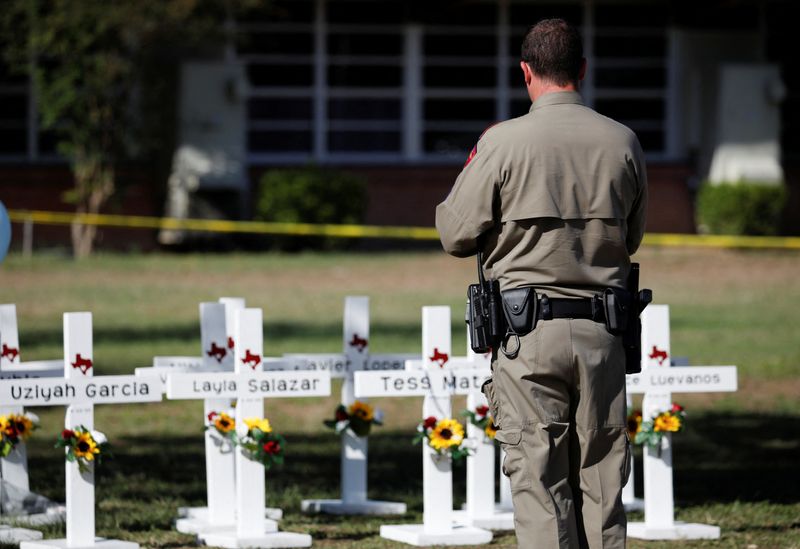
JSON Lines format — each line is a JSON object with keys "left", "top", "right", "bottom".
{"left": 521, "top": 18, "right": 583, "bottom": 86}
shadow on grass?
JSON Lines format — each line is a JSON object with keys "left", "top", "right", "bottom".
{"left": 26, "top": 412, "right": 798, "bottom": 516}
{"left": 630, "top": 411, "right": 800, "bottom": 505}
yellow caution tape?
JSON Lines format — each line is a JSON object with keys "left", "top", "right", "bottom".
{"left": 8, "top": 209, "right": 800, "bottom": 250}
{"left": 642, "top": 232, "right": 800, "bottom": 250}
{"left": 7, "top": 209, "right": 440, "bottom": 240}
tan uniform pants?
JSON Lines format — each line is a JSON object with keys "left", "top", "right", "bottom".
{"left": 484, "top": 318, "right": 630, "bottom": 549}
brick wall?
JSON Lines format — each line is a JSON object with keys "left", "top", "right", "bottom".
{"left": 3, "top": 162, "right": 697, "bottom": 252}
{"left": 335, "top": 163, "right": 697, "bottom": 234}
{"left": 0, "top": 165, "right": 161, "bottom": 251}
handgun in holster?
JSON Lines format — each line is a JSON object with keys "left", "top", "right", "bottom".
{"left": 466, "top": 251, "right": 505, "bottom": 354}
{"left": 612, "top": 263, "right": 652, "bottom": 374}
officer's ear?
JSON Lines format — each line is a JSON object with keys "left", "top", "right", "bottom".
{"left": 520, "top": 61, "right": 533, "bottom": 86}
{"left": 578, "top": 58, "right": 587, "bottom": 82}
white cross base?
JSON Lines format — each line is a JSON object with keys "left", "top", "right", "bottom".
{"left": 21, "top": 539, "right": 137, "bottom": 549}
{"left": 198, "top": 532, "right": 312, "bottom": 549}
{"left": 0, "top": 526, "right": 43, "bottom": 544}
{"left": 175, "top": 508, "right": 283, "bottom": 533}
{"left": 380, "top": 524, "right": 494, "bottom": 547}
{"left": 627, "top": 522, "right": 720, "bottom": 540}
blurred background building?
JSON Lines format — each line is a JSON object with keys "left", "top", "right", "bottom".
{"left": 1, "top": 0, "right": 798, "bottom": 250}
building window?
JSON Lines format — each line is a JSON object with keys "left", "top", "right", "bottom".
{"left": 592, "top": 3, "right": 669, "bottom": 156}
{"left": 0, "top": 0, "right": 677, "bottom": 165}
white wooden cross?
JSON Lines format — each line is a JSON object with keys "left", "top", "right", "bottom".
{"left": 271, "top": 296, "right": 413, "bottom": 515}
{"left": 0, "top": 312, "right": 163, "bottom": 549}
{"left": 354, "top": 306, "right": 493, "bottom": 546}
{"left": 167, "top": 307, "right": 331, "bottom": 548}
{"left": 136, "top": 298, "right": 283, "bottom": 533}
{"left": 626, "top": 305, "right": 738, "bottom": 540}
{"left": 622, "top": 332, "right": 690, "bottom": 513}
{"left": 450, "top": 337, "right": 514, "bottom": 531}
{"left": 0, "top": 303, "right": 65, "bottom": 528}
{"left": 0, "top": 304, "right": 56, "bottom": 543}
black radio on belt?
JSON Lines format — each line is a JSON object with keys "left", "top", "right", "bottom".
{"left": 466, "top": 251, "right": 505, "bottom": 354}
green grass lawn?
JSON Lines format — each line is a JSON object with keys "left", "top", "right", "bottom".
{"left": 0, "top": 247, "right": 799, "bottom": 547}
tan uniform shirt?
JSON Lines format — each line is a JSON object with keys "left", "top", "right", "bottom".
{"left": 436, "top": 91, "right": 647, "bottom": 298}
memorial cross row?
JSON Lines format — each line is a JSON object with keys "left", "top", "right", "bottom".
{"left": 135, "top": 299, "right": 284, "bottom": 533}
{"left": 165, "top": 307, "right": 330, "bottom": 548}
{"left": 0, "top": 312, "right": 162, "bottom": 549}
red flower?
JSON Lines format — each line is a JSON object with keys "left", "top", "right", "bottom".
{"left": 671, "top": 403, "right": 684, "bottom": 413}
{"left": 335, "top": 409, "right": 348, "bottom": 421}
{"left": 207, "top": 412, "right": 218, "bottom": 422}
{"left": 475, "top": 405, "right": 490, "bottom": 417}
{"left": 61, "top": 429, "right": 75, "bottom": 440}
{"left": 422, "top": 416, "right": 437, "bottom": 430}
{"left": 262, "top": 441, "right": 281, "bottom": 455}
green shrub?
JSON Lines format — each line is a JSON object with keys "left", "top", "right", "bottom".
{"left": 696, "top": 182, "right": 787, "bottom": 236}
{"left": 254, "top": 167, "right": 367, "bottom": 250}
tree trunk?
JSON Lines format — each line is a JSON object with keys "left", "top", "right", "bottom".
{"left": 70, "top": 154, "right": 114, "bottom": 259}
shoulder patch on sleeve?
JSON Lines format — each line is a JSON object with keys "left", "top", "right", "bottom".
{"left": 464, "top": 145, "right": 477, "bottom": 167}
{"left": 463, "top": 122, "right": 499, "bottom": 167}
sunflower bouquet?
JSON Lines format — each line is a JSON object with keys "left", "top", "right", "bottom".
{"left": 206, "top": 410, "right": 237, "bottom": 446}
{"left": 0, "top": 412, "right": 39, "bottom": 456}
{"left": 626, "top": 409, "right": 643, "bottom": 440}
{"left": 413, "top": 416, "right": 471, "bottom": 462}
{"left": 323, "top": 400, "right": 383, "bottom": 437}
{"left": 632, "top": 403, "right": 686, "bottom": 450}
{"left": 236, "top": 417, "right": 285, "bottom": 469}
{"left": 55, "top": 426, "right": 111, "bottom": 473}
{"left": 462, "top": 405, "right": 497, "bottom": 442}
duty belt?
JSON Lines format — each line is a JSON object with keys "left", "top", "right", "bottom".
{"left": 500, "top": 288, "right": 617, "bottom": 359}
{"left": 538, "top": 295, "right": 606, "bottom": 323}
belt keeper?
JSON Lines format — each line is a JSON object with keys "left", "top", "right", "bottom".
{"left": 591, "top": 295, "right": 603, "bottom": 321}
{"left": 540, "top": 295, "right": 551, "bottom": 320}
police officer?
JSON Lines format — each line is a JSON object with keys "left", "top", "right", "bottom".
{"left": 436, "top": 19, "right": 647, "bottom": 549}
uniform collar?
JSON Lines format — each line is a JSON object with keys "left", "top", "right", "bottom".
{"left": 529, "top": 91, "right": 584, "bottom": 112}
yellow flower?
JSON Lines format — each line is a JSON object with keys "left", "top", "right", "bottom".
{"left": 11, "top": 414, "right": 34, "bottom": 440}
{"left": 74, "top": 431, "right": 100, "bottom": 461}
{"left": 653, "top": 413, "right": 681, "bottom": 433}
{"left": 627, "top": 411, "right": 643, "bottom": 438}
{"left": 484, "top": 419, "right": 497, "bottom": 440}
{"left": 244, "top": 417, "right": 272, "bottom": 433}
{"left": 0, "top": 416, "right": 8, "bottom": 433}
{"left": 348, "top": 401, "right": 374, "bottom": 422}
{"left": 429, "top": 418, "right": 464, "bottom": 451}
{"left": 214, "top": 413, "right": 236, "bottom": 433}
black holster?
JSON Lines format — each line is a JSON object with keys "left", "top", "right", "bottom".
{"left": 622, "top": 264, "right": 653, "bottom": 374}
{"left": 466, "top": 252, "right": 505, "bottom": 353}
{"left": 467, "top": 279, "right": 504, "bottom": 353}
{"left": 602, "top": 288, "right": 631, "bottom": 335}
